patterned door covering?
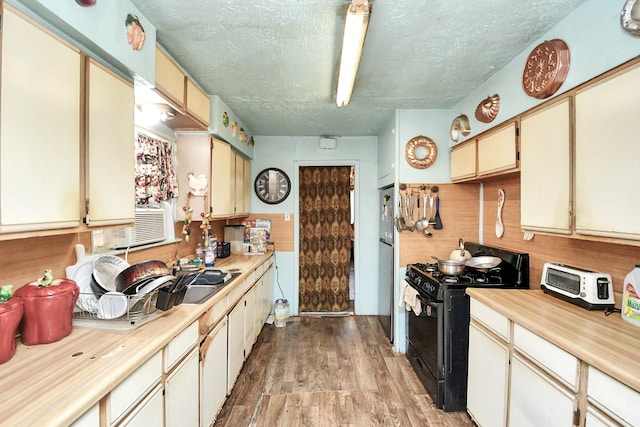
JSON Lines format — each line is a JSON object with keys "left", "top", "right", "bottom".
{"left": 134, "top": 131, "right": 179, "bottom": 204}
{"left": 299, "top": 166, "right": 352, "bottom": 312}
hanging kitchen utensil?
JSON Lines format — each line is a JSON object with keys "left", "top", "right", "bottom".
{"left": 423, "top": 194, "right": 433, "bottom": 237}
{"left": 496, "top": 188, "right": 505, "bottom": 238}
{"left": 394, "top": 197, "right": 403, "bottom": 232}
{"left": 404, "top": 193, "right": 415, "bottom": 231}
{"left": 433, "top": 195, "right": 443, "bottom": 229}
{"left": 416, "top": 192, "right": 427, "bottom": 232}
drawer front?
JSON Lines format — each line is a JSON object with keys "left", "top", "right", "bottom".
{"left": 586, "top": 406, "right": 622, "bottom": 427}
{"left": 110, "top": 350, "right": 162, "bottom": 423}
{"left": 588, "top": 366, "right": 640, "bottom": 426}
{"left": 470, "top": 298, "right": 510, "bottom": 341}
{"left": 164, "top": 322, "right": 198, "bottom": 372}
{"left": 227, "top": 279, "right": 247, "bottom": 307}
{"left": 206, "top": 298, "right": 227, "bottom": 329}
{"left": 513, "top": 323, "right": 579, "bottom": 391}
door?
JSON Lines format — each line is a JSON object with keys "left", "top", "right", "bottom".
{"left": 298, "top": 166, "right": 353, "bottom": 312}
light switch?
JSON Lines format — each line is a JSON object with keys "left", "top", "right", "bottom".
{"left": 285, "top": 213, "right": 290, "bottom": 221}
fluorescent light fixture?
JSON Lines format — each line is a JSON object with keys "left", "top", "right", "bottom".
{"left": 336, "top": 0, "right": 371, "bottom": 107}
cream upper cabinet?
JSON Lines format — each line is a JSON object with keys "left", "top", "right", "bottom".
{"left": 211, "top": 138, "right": 233, "bottom": 217}
{"left": 520, "top": 98, "right": 571, "bottom": 234}
{"left": 450, "top": 141, "right": 476, "bottom": 181}
{"left": 575, "top": 63, "right": 640, "bottom": 240}
{"left": 232, "top": 151, "right": 250, "bottom": 216}
{"left": 451, "top": 122, "right": 518, "bottom": 182}
{"left": 186, "top": 78, "right": 210, "bottom": 128}
{"left": 86, "top": 60, "right": 135, "bottom": 227}
{"left": 175, "top": 133, "right": 212, "bottom": 221}
{"left": 244, "top": 157, "right": 252, "bottom": 215}
{"left": 477, "top": 121, "right": 518, "bottom": 176}
{"left": 0, "top": 6, "right": 81, "bottom": 232}
{"left": 155, "top": 46, "right": 185, "bottom": 109}
{"left": 175, "top": 134, "right": 240, "bottom": 220}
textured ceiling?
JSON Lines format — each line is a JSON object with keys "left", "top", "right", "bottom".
{"left": 129, "top": 0, "right": 589, "bottom": 137}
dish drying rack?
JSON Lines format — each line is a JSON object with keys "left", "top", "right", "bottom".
{"left": 72, "top": 288, "right": 166, "bottom": 333}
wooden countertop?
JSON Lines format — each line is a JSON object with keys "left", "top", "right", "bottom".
{"left": 466, "top": 288, "right": 640, "bottom": 393}
{"left": 0, "top": 252, "right": 273, "bottom": 427}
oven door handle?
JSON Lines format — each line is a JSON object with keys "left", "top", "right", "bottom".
{"left": 415, "top": 294, "right": 438, "bottom": 317}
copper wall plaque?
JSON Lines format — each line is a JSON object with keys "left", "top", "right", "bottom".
{"left": 522, "top": 39, "right": 570, "bottom": 99}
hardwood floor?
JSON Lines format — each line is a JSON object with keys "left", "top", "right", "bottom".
{"left": 213, "top": 315, "right": 474, "bottom": 427}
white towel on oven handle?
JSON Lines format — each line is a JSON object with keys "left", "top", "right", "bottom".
{"left": 400, "top": 279, "right": 422, "bottom": 316}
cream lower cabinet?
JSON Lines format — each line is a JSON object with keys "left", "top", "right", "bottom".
{"left": 0, "top": 6, "right": 81, "bottom": 232}
{"left": 244, "top": 285, "right": 257, "bottom": 355}
{"left": 254, "top": 261, "right": 275, "bottom": 335}
{"left": 70, "top": 403, "right": 100, "bottom": 427}
{"left": 468, "top": 297, "right": 640, "bottom": 427}
{"left": 520, "top": 98, "right": 571, "bottom": 234}
{"left": 117, "top": 385, "right": 164, "bottom": 427}
{"left": 587, "top": 366, "right": 640, "bottom": 427}
{"left": 467, "top": 322, "right": 510, "bottom": 427}
{"left": 109, "top": 351, "right": 162, "bottom": 425}
{"left": 509, "top": 355, "right": 576, "bottom": 427}
{"left": 165, "top": 348, "right": 199, "bottom": 427}
{"left": 227, "top": 289, "right": 246, "bottom": 394}
{"left": 201, "top": 317, "right": 229, "bottom": 427}
{"left": 467, "top": 299, "right": 511, "bottom": 427}
{"left": 164, "top": 322, "right": 199, "bottom": 427}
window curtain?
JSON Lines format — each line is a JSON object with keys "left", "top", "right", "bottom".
{"left": 134, "top": 131, "right": 179, "bottom": 204}
{"left": 299, "top": 166, "right": 352, "bottom": 312}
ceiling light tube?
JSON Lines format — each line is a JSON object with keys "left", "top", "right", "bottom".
{"left": 336, "top": 0, "right": 371, "bottom": 107}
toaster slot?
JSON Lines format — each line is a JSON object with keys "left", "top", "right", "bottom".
{"left": 596, "top": 278, "right": 610, "bottom": 300}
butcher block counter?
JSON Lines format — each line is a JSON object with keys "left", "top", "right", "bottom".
{"left": 466, "top": 288, "right": 640, "bottom": 393}
{"left": 0, "top": 252, "right": 273, "bottom": 427}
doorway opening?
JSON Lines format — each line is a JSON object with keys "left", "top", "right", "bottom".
{"left": 298, "top": 165, "right": 355, "bottom": 314}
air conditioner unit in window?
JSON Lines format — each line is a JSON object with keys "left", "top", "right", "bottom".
{"left": 110, "top": 206, "right": 166, "bottom": 249}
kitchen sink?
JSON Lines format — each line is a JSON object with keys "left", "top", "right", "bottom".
{"left": 181, "top": 271, "right": 240, "bottom": 305}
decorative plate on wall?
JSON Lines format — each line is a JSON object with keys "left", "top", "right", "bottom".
{"left": 475, "top": 94, "right": 501, "bottom": 123}
{"left": 450, "top": 114, "right": 471, "bottom": 142}
{"left": 522, "top": 39, "right": 570, "bottom": 99}
{"left": 405, "top": 136, "right": 437, "bottom": 169}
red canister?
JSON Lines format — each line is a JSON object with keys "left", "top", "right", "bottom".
{"left": 14, "top": 278, "right": 79, "bottom": 345}
{"left": 0, "top": 298, "right": 24, "bottom": 363}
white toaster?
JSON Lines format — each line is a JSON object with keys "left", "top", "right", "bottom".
{"left": 541, "top": 262, "right": 615, "bottom": 310}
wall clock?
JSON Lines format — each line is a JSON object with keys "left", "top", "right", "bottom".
{"left": 254, "top": 168, "right": 291, "bottom": 204}
{"left": 522, "top": 39, "right": 570, "bottom": 99}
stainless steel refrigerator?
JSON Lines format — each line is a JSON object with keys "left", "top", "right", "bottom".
{"left": 378, "top": 186, "right": 394, "bottom": 342}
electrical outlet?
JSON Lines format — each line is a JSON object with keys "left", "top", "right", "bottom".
{"left": 284, "top": 213, "right": 290, "bottom": 221}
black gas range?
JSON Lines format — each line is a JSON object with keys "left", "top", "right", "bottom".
{"left": 405, "top": 242, "right": 529, "bottom": 412}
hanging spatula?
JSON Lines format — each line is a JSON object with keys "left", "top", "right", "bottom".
{"left": 433, "top": 195, "right": 443, "bottom": 229}
{"left": 496, "top": 188, "right": 505, "bottom": 238}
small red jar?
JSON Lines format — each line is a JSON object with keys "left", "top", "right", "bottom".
{"left": 0, "top": 298, "right": 24, "bottom": 364}
{"left": 14, "top": 278, "right": 79, "bottom": 345}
